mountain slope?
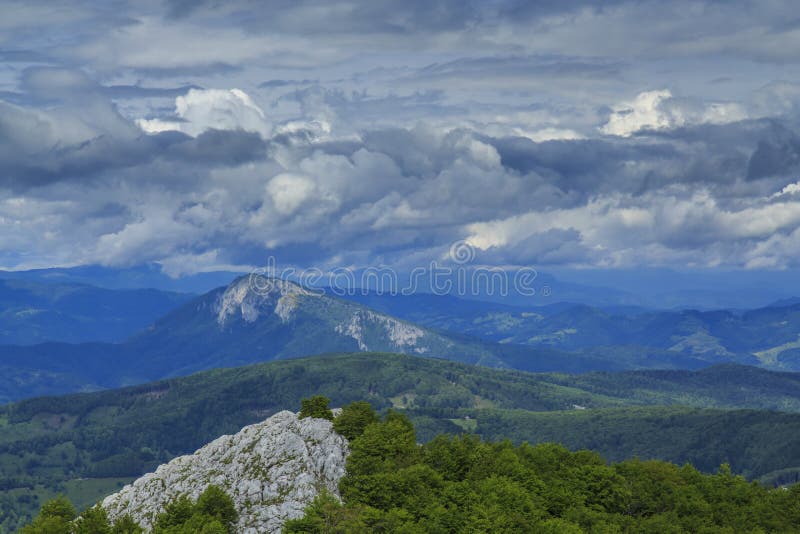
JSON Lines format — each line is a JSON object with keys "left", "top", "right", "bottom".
{"left": 102, "top": 410, "right": 347, "bottom": 533}
{"left": 122, "top": 276, "right": 504, "bottom": 379}
{"left": 3, "top": 275, "right": 796, "bottom": 404}
{"left": 0, "top": 276, "right": 640, "bottom": 402}
{"left": 0, "top": 278, "right": 191, "bottom": 345}
{"left": 343, "top": 291, "right": 800, "bottom": 368}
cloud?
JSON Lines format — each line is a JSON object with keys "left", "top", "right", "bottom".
{"left": 74, "top": 16, "right": 324, "bottom": 71}
{"left": 3, "top": 65, "right": 799, "bottom": 273}
{"left": 137, "top": 88, "right": 270, "bottom": 137}
{"left": 5, "top": 0, "right": 800, "bottom": 275}
{"left": 601, "top": 90, "right": 747, "bottom": 137}
{"left": 4, "top": 99, "right": 800, "bottom": 272}
{"left": 266, "top": 173, "right": 317, "bottom": 215}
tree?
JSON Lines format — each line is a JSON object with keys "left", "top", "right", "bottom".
{"left": 195, "top": 485, "right": 238, "bottom": 533}
{"left": 299, "top": 396, "right": 334, "bottom": 421}
{"left": 37, "top": 495, "right": 76, "bottom": 522}
{"left": 153, "top": 495, "right": 194, "bottom": 532}
{"left": 293, "top": 399, "right": 800, "bottom": 533}
{"left": 74, "top": 505, "right": 112, "bottom": 534}
{"left": 21, "top": 495, "right": 76, "bottom": 534}
{"left": 152, "top": 487, "right": 239, "bottom": 534}
{"left": 283, "top": 490, "right": 353, "bottom": 533}
{"left": 111, "top": 514, "right": 143, "bottom": 534}
{"left": 333, "top": 401, "right": 378, "bottom": 441}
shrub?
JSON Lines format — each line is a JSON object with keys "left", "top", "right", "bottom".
{"left": 299, "top": 395, "right": 334, "bottom": 420}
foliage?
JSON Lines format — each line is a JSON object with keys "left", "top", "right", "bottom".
{"left": 73, "top": 505, "right": 112, "bottom": 534}
{"left": 332, "top": 401, "right": 379, "bottom": 441}
{"left": 289, "top": 402, "right": 800, "bottom": 533}
{"left": 110, "top": 514, "right": 142, "bottom": 534}
{"left": 299, "top": 395, "right": 334, "bottom": 420}
{"left": 6, "top": 354, "right": 800, "bottom": 529}
{"left": 153, "top": 485, "right": 237, "bottom": 534}
{"left": 20, "top": 494, "right": 76, "bottom": 534}
{"left": 22, "top": 485, "right": 236, "bottom": 534}
{"left": 283, "top": 490, "right": 366, "bottom": 533}
{"left": 195, "top": 485, "right": 238, "bottom": 529}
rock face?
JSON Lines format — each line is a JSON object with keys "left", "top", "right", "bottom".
{"left": 212, "top": 275, "right": 449, "bottom": 356}
{"left": 216, "top": 276, "right": 319, "bottom": 326}
{"left": 216, "top": 275, "right": 429, "bottom": 349}
{"left": 102, "top": 411, "right": 349, "bottom": 533}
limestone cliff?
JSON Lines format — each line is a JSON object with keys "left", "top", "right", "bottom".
{"left": 102, "top": 410, "right": 348, "bottom": 533}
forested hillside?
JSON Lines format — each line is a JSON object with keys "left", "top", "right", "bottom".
{"left": 289, "top": 403, "right": 800, "bottom": 533}
{"left": 3, "top": 353, "right": 800, "bottom": 529}
{"left": 20, "top": 399, "right": 800, "bottom": 533}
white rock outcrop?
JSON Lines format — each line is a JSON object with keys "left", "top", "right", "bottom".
{"left": 215, "top": 276, "right": 318, "bottom": 326}
{"left": 102, "top": 410, "right": 349, "bottom": 533}
{"left": 335, "top": 310, "right": 426, "bottom": 352}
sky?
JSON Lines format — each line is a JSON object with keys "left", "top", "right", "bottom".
{"left": 3, "top": 1, "right": 800, "bottom": 277}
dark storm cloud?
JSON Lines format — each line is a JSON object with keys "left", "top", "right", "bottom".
{"left": 745, "top": 122, "right": 800, "bottom": 180}
{"left": 0, "top": 98, "right": 266, "bottom": 191}
{"left": 18, "top": 67, "right": 202, "bottom": 105}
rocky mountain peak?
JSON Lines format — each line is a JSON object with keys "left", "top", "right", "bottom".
{"left": 215, "top": 275, "right": 319, "bottom": 325}
{"left": 101, "top": 410, "right": 348, "bottom": 533}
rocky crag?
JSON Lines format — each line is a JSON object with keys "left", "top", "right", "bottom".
{"left": 102, "top": 410, "right": 348, "bottom": 533}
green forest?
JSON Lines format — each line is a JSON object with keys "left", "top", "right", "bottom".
{"left": 20, "top": 397, "right": 800, "bottom": 533}
{"left": 291, "top": 399, "right": 800, "bottom": 533}
{"left": 20, "top": 484, "right": 238, "bottom": 533}
{"left": 4, "top": 354, "right": 800, "bottom": 530}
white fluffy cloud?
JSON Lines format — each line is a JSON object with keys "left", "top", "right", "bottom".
{"left": 465, "top": 186, "right": 800, "bottom": 269}
{"left": 601, "top": 90, "right": 747, "bottom": 137}
{"left": 266, "top": 173, "right": 317, "bottom": 216}
{"left": 137, "top": 88, "right": 270, "bottom": 137}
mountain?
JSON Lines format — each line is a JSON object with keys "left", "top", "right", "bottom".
{"left": 2, "top": 276, "right": 667, "bottom": 402}
{"left": 342, "top": 291, "right": 800, "bottom": 369}
{"left": 767, "top": 296, "right": 800, "bottom": 308}
{"left": 102, "top": 410, "right": 347, "bottom": 533}
{"left": 9, "top": 264, "right": 800, "bottom": 309}
{"left": 122, "top": 275, "right": 506, "bottom": 379}
{"left": 0, "top": 278, "right": 191, "bottom": 345}
{"left": 9, "top": 274, "right": 800, "bottom": 404}
{"left": 5, "top": 353, "right": 800, "bottom": 529}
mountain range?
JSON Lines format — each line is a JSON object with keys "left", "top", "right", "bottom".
{"left": 9, "top": 263, "right": 800, "bottom": 309}
{"left": 10, "top": 273, "right": 800, "bottom": 402}
{"left": 0, "top": 276, "right": 667, "bottom": 403}
{"left": 344, "top": 290, "right": 800, "bottom": 366}
{"left": 0, "top": 279, "right": 191, "bottom": 345}
{"left": 5, "top": 273, "right": 800, "bottom": 529}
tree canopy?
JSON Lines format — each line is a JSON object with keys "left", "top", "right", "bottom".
{"left": 289, "top": 402, "right": 800, "bottom": 533}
